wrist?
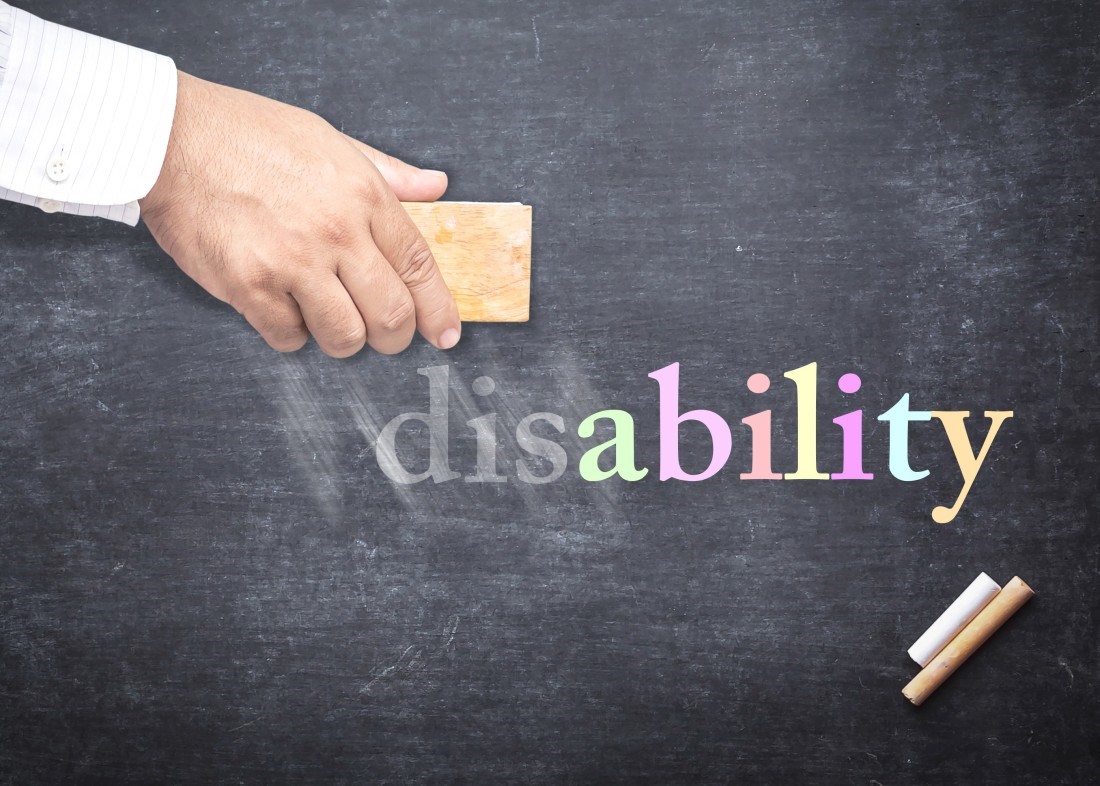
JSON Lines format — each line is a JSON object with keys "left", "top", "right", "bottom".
{"left": 140, "top": 71, "right": 202, "bottom": 222}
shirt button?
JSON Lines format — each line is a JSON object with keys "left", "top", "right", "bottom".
{"left": 46, "top": 157, "right": 70, "bottom": 182}
{"left": 38, "top": 198, "right": 64, "bottom": 214}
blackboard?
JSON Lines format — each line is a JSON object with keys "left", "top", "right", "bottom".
{"left": 2, "top": 1, "right": 1097, "bottom": 782}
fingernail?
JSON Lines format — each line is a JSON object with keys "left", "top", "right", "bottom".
{"left": 424, "top": 169, "right": 447, "bottom": 180}
{"left": 439, "top": 327, "right": 461, "bottom": 349}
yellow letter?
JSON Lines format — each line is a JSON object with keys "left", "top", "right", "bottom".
{"left": 930, "top": 411, "right": 1014, "bottom": 523}
{"left": 783, "top": 363, "right": 828, "bottom": 480}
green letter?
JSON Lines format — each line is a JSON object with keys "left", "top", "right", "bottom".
{"left": 577, "top": 409, "right": 648, "bottom": 481}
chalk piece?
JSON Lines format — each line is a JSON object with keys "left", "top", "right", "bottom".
{"left": 908, "top": 572, "right": 1002, "bottom": 667}
{"left": 902, "top": 576, "right": 1035, "bottom": 706}
{"left": 402, "top": 201, "right": 532, "bottom": 322}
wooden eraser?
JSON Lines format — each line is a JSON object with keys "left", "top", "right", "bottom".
{"left": 907, "top": 573, "right": 1002, "bottom": 667}
{"left": 902, "top": 576, "right": 1035, "bottom": 706}
{"left": 402, "top": 201, "right": 531, "bottom": 322}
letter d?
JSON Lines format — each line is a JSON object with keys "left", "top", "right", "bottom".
{"left": 376, "top": 365, "right": 461, "bottom": 484}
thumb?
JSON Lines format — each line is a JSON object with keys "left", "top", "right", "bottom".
{"left": 343, "top": 135, "right": 448, "bottom": 202}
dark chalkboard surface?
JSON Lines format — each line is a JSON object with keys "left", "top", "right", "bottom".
{"left": 2, "top": 1, "right": 1097, "bottom": 782}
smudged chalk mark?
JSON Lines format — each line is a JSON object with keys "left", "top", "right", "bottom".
{"left": 531, "top": 15, "right": 542, "bottom": 63}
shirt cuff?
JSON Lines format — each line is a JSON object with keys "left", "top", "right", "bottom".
{"left": 0, "top": 2, "right": 177, "bottom": 226}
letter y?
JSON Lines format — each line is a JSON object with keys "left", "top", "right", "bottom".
{"left": 930, "top": 410, "right": 1014, "bottom": 523}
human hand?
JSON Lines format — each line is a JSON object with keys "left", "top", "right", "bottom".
{"left": 139, "top": 72, "right": 461, "bottom": 356}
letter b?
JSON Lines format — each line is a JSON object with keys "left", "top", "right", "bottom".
{"left": 648, "top": 363, "right": 732, "bottom": 481}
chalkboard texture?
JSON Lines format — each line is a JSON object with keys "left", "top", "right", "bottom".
{"left": 1, "top": 0, "right": 1097, "bottom": 783}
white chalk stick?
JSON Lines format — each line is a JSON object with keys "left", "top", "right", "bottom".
{"left": 907, "top": 572, "right": 1002, "bottom": 667}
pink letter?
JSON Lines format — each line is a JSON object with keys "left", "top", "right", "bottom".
{"left": 831, "top": 373, "right": 873, "bottom": 480}
{"left": 648, "top": 363, "right": 732, "bottom": 481}
{"left": 741, "top": 373, "right": 781, "bottom": 480}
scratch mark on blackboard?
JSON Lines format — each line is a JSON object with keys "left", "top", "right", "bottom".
{"left": 442, "top": 614, "right": 460, "bottom": 650}
{"left": 1036, "top": 300, "right": 1066, "bottom": 408}
{"left": 361, "top": 644, "right": 423, "bottom": 694}
{"left": 934, "top": 197, "right": 988, "bottom": 213}
{"left": 360, "top": 615, "right": 462, "bottom": 696}
{"left": 1057, "top": 657, "right": 1074, "bottom": 686}
{"left": 1068, "top": 87, "right": 1097, "bottom": 107}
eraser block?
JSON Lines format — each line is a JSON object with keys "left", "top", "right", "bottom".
{"left": 402, "top": 201, "right": 532, "bottom": 322}
{"left": 907, "top": 572, "right": 1002, "bottom": 667}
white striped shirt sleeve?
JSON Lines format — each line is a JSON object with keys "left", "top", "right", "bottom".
{"left": 0, "top": 2, "right": 177, "bottom": 226}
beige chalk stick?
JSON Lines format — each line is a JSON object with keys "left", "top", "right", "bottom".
{"left": 402, "top": 201, "right": 532, "bottom": 322}
{"left": 902, "top": 576, "right": 1035, "bottom": 706}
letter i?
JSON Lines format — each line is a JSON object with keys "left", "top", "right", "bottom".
{"left": 740, "top": 373, "right": 781, "bottom": 480}
{"left": 465, "top": 376, "right": 506, "bottom": 483}
{"left": 831, "top": 373, "right": 873, "bottom": 480}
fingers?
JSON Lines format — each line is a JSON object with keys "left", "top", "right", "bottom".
{"left": 342, "top": 135, "right": 448, "bottom": 202}
{"left": 291, "top": 275, "right": 368, "bottom": 358}
{"left": 310, "top": 137, "right": 458, "bottom": 353}
{"left": 337, "top": 246, "right": 417, "bottom": 355}
{"left": 238, "top": 291, "right": 309, "bottom": 353}
{"left": 369, "top": 197, "right": 462, "bottom": 350}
